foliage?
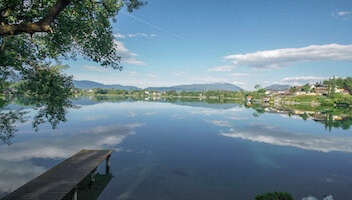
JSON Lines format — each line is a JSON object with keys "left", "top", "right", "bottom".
{"left": 0, "top": 109, "right": 29, "bottom": 145}
{"left": 318, "top": 93, "right": 352, "bottom": 106}
{"left": 301, "top": 83, "right": 310, "bottom": 93}
{"left": 0, "top": 1, "right": 144, "bottom": 91}
{"left": 289, "top": 86, "right": 297, "bottom": 93}
{"left": 284, "top": 95, "right": 318, "bottom": 103}
{"left": 0, "top": 0, "right": 145, "bottom": 141}
{"left": 336, "top": 77, "right": 352, "bottom": 93}
{"left": 255, "top": 191, "right": 294, "bottom": 200}
{"left": 254, "top": 84, "right": 266, "bottom": 94}
{"left": 165, "top": 90, "right": 177, "bottom": 96}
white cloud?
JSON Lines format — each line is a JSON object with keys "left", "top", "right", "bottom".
{"left": 115, "top": 33, "right": 156, "bottom": 38}
{"left": 127, "top": 33, "right": 147, "bottom": 37}
{"left": 334, "top": 10, "right": 352, "bottom": 19}
{"left": 172, "top": 70, "right": 186, "bottom": 76}
{"left": 114, "top": 40, "right": 146, "bottom": 65}
{"left": 231, "top": 81, "right": 245, "bottom": 86}
{"left": 82, "top": 65, "right": 108, "bottom": 72}
{"left": 191, "top": 76, "right": 228, "bottom": 83}
{"left": 281, "top": 76, "right": 328, "bottom": 85}
{"left": 114, "top": 33, "right": 126, "bottom": 39}
{"left": 224, "top": 44, "right": 352, "bottom": 70}
{"left": 231, "top": 73, "right": 249, "bottom": 77}
{"left": 208, "top": 65, "right": 234, "bottom": 72}
{"left": 145, "top": 73, "right": 158, "bottom": 79}
{"left": 127, "top": 71, "right": 138, "bottom": 76}
{"left": 338, "top": 11, "right": 350, "bottom": 16}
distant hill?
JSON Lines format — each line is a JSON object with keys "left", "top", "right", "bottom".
{"left": 265, "top": 84, "right": 291, "bottom": 91}
{"left": 73, "top": 80, "right": 140, "bottom": 91}
{"left": 73, "top": 81, "right": 243, "bottom": 92}
{"left": 146, "top": 83, "right": 243, "bottom": 92}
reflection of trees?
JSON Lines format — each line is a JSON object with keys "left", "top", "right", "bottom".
{"left": 0, "top": 66, "right": 77, "bottom": 144}
{"left": 19, "top": 66, "right": 77, "bottom": 131}
{"left": 0, "top": 109, "right": 29, "bottom": 145}
{"left": 245, "top": 103, "right": 266, "bottom": 117}
{"left": 245, "top": 102, "right": 352, "bottom": 131}
{"left": 252, "top": 107, "right": 266, "bottom": 117}
{"left": 323, "top": 111, "right": 352, "bottom": 132}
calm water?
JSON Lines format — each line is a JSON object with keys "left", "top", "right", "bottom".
{"left": 1, "top": 99, "right": 352, "bottom": 199}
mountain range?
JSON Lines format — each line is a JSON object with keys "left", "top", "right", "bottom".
{"left": 73, "top": 80, "right": 140, "bottom": 91}
{"left": 265, "top": 84, "right": 291, "bottom": 91}
{"left": 73, "top": 80, "right": 291, "bottom": 92}
{"left": 73, "top": 80, "right": 243, "bottom": 92}
{"left": 146, "top": 83, "right": 243, "bottom": 92}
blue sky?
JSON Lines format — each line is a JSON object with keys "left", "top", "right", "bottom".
{"left": 66, "top": 0, "right": 352, "bottom": 91}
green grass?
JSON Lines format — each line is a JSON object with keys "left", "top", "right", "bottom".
{"left": 284, "top": 95, "right": 318, "bottom": 103}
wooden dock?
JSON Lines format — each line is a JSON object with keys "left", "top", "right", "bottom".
{"left": 2, "top": 149, "right": 113, "bottom": 200}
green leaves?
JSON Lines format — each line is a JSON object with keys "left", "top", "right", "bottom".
{"left": 255, "top": 191, "right": 294, "bottom": 200}
{"left": 0, "top": 0, "right": 144, "bottom": 139}
{"left": 1, "top": 0, "right": 144, "bottom": 69}
{"left": 19, "top": 64, "right": 76, "bottom": 130}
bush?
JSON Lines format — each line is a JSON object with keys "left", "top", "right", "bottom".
{"left": 255, "top": 191, "right": 294, "bottom": 200}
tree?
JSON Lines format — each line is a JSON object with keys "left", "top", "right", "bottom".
{"left": 255, "top": 191, "right": 293, "bottom": 200}
{"left": 0, "top": 0, "right": 145, "bottom": 92}
{"left": 345, "top": 77, "right": 352, "bottom": 93}
{"left": 0, "top": 0, "right": 145, "bottom": 140}
{"left": 325, "top": 76, "right": 336, "bottom": 97}
{"left": 254, "top": 84, "right": 266, "bottom": 95}
{"left": 301, "top": 83, "right": 310, "bottom": 93}
{"left": 254, "top": 84, "right": 261, "bottom": 90}
{"left": 289, "top": 86, "right": 297, "bottom": 93}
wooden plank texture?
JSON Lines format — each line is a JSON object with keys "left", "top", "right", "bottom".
{"left": 2, "top": 149, "right": 113, "bottom": 200}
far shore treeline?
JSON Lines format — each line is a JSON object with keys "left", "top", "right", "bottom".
{"left": 72, "top": 77, "right": 352, "bottom": 105}
{"left": 2, "top": 76, "right": 352, "bottom": 107}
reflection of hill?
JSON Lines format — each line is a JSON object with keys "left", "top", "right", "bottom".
{"left": 168, "top": 101, "right": 240, "bottom": 110}
{"left": 71, "top": 97, "right": 242, "bottom": 110}
{"left": 71, "top": 96, "right": 130, "bottom": 106}
{"left": 72, "top": 98, "right": 100, "bottom": 106}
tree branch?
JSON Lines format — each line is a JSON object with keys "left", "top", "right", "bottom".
{"left": 38, "top": 0, "right": 71, "bottom": 25}
{"left": 0, "top": 0, "right": 71, "bottom": 36}
{"left": 0, "top": 22, "right": 53, "bottom": 35}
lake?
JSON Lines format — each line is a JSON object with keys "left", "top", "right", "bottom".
{"left": 1, "top": 98, "right": 352, "bottom": 199}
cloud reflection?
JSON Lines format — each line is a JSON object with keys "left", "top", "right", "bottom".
{"left": 205, "top": 120, "right": 232, "bottom": 127}
{"left": 0, "top": 123, "right": 144, "bottom": 195}
{"left": 221, "top": 123, "right": 352, "bottom": 153}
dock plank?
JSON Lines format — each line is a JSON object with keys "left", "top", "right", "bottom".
{"left": 2, "top": 149, "right": 113, "bottom": 200}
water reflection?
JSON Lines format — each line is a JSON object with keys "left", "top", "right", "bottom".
{"left": 0, "top": 67, "right": 77, "bottom": 145}
{"left": 0, "top": 122, "right": 144, "bottom": 196}
{"left": 221, "top": 123, "right": 352, "bottom": 153}
{"left": 77, "top": 173, "right": 113, "bottom": 200}
{"left": 261, "top": 104, "right": 352, "bottom": 131}
{"left": 1, "top": 96, "right": 351, "bottom": 146}
{"left": 0, "top": 108, "right": 29, "bottom": 145}
{"left": 0, "top": 94, "right": 77, "bottom": 145}
{"left": 1, "top": 99, "right": 352, "bottom": 199}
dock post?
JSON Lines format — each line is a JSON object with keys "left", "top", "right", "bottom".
{"left": 90, "top": 168, "right": 97, "bottom": 182}
{"left": 106, "top": 155, "right": 111, "bottom": 174}
{"left": 72, "top": 186, "right": 78, "bottom": 200}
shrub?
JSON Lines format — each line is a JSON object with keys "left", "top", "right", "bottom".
{"left": 255, "top": 191, "right": 294, "bottom": 200}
